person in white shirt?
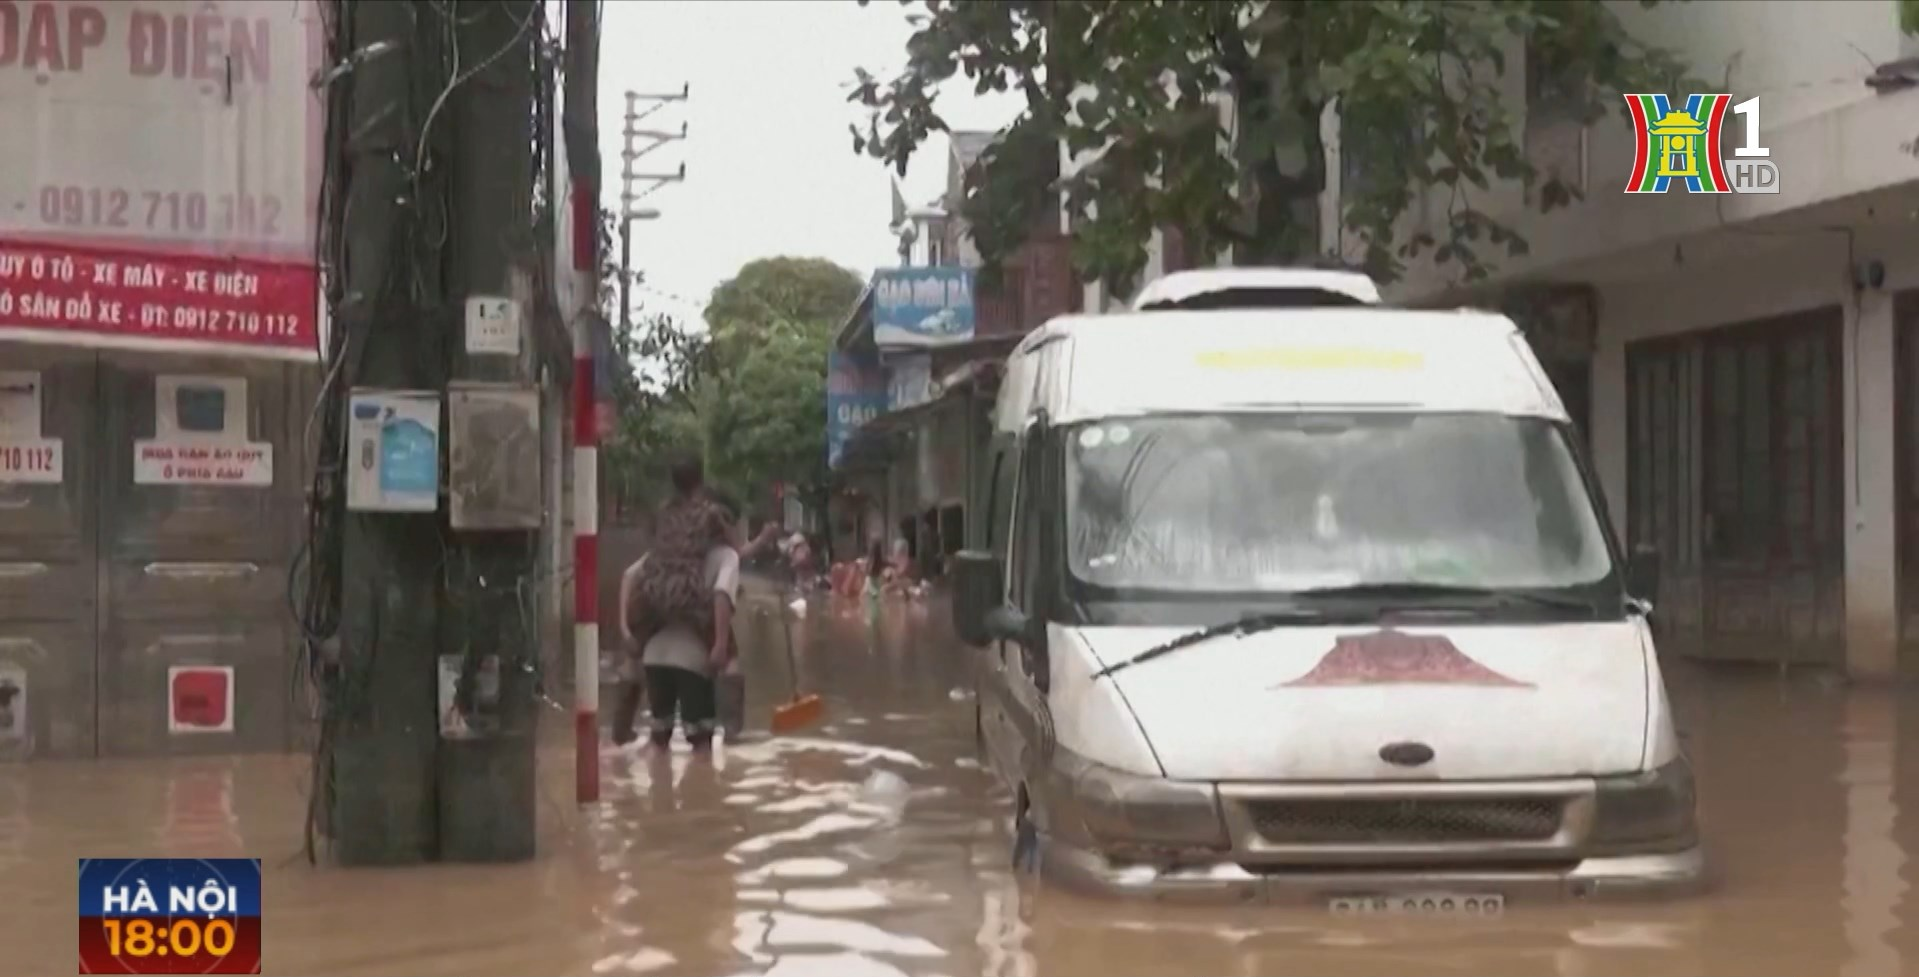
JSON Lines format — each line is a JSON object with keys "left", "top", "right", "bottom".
{"left": 713, "top": 496, "right": 779, "bottom": 741}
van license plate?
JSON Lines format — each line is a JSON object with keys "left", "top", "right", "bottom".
{"left": 1328, "top": 893, "right": 1504, "bottom": 916}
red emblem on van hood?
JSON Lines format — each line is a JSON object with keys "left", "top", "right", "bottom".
{"left": 1277, "top": 629, "right": 1533, "bottom": 688}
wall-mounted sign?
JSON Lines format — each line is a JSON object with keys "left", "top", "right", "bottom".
{"left": 0, "top": 0, "right": 323, "bottom": 361}
{"left": 168, "top": 666, "right": 234, "bottom": 735}
{"left": 464, "top": 295, "right": 522, "bottom": 356}
{"left": 827, "top": 350, "right": 887, "bottom": 469}
{"left": 886, "top": 354, "right": 936, "bottom": 412}
{"left": 873, "top": 267, "right": 975, "bottom": 348}
{"left": 134, "top": 375, "right": 273, "bottom": 487}
{"left": 134, "top": 441, "right": 272, "bottom": 486}
{"left": 0, "top": 370, "right": 62, "bottom": 484}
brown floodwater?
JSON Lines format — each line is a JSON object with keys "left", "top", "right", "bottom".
{"left": 5, "top": 587, "right": 1919, "bottom": 976}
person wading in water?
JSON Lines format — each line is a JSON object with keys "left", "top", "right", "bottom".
{"left": 708, "top": 490, "right": 779, "bottom": 742}
{"left": 612, "top": 456, "right": 734, "bottom": 747}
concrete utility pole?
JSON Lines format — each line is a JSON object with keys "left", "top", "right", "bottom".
{"left": 330, "top": 0, "right": 442, "bottom": 866}
{"left": 561, "top": 0, "right": 604, "bottom": 806}
{"left": 438, "top": 0, "right": 541, "bottom": 862}
{"left": 618, "top": 87, "right": 688, "bottom": 330}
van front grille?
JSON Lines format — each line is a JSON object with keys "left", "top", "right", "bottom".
{"left": 1244, "top": 797, "right": 1564, "bottom": 845}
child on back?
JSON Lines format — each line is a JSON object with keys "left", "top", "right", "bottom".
{"left": 627, "top": 457, "right": 732, "bottom": 655}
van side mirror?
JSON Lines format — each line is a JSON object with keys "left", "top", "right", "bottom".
{"left": 952, "top": 550, "right": 1002, "bottom": 647}
{"left": 1627, "top": 545, "right": 1661, "bottom": 600}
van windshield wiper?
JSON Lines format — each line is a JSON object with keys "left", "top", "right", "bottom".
{"left": 1291, "top": 581, "right": 1598, "bottom": 612}
{"left": 1091, "top": 585, "right": 1599, "bottom": 683}
{"left": 1092, "top": 608, "right": 1332, "bottom": 682}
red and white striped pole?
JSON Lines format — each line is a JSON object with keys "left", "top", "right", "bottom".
{"left": 570, "top": 179, "right": 601, "bottom": 805}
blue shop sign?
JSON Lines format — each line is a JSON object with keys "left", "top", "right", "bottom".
{"left": 826, "top": 350, "right": 888, "bottom": 469}
{"left": 873, "top": 267, "right": 974, "bottom": 348}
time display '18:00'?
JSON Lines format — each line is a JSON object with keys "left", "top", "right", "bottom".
{"left": 102, "top": 917, "right": 242, "bottom": 959}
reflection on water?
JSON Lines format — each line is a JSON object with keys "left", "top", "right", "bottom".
{"left": 4, "top": 587, "right": 1919, "bottom": 975}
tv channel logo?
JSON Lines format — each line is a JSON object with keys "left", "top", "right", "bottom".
{"left": 78, "top": 858, "right": 261, "bottom": 974}
{"left": 1622, "top": 93, "right": 1780, "bottom": 195}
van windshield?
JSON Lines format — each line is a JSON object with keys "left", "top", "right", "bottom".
{"left": 1063, "top": 412, "right": 1616, "bottom": 599}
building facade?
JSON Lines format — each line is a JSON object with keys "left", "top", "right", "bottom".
{"left": 0, "top": 1, "right": 328, "bottom": 760}
{"left": 829, "top": 132, "right": 1076, "bottom": 571}
{"left": 1065, "top": 0, "right": 1919, "bottom": 677}
{"left": 0, "top": 1, "right": 586, "bottom": 763}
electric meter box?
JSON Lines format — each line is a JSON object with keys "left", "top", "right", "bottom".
{"left": 346, "top": 389, "right": 443, "bottom": 513}
{"left": 447, "top": 382, "right": 542, "bottom": 530}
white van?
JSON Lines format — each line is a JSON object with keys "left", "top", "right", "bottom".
{"left": 950, "top": 306, "right": 1703, "bottom": 907}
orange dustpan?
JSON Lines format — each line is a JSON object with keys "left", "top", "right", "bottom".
{"left": 770, "top": 587, "right": 824, "bottom": 734}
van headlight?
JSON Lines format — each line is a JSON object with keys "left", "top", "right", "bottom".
{"left": 1589, "top": 759, "right": 1697, "bottom": 852}
{"left": 1064, "top": 756, "right": 1229, "bottom": 855}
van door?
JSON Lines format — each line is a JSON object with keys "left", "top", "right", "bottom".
{"left": 988, "top": 426, "right": 1054, "bottom": 796}
{"left": 978, "top": 439, "right": 1022, "bottom": 787}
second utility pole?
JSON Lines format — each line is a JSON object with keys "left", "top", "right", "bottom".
{"left": 617, "top": 87, "right": 687, "bottom": 331}
{"left": 438, "top": 0, "right": 541, "bottom": 862}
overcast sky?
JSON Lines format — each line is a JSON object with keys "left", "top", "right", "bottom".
{"left": 595, "top": 0, "right": 1021, "bottom": 330}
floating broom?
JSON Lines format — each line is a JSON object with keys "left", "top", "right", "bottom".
{"left": 769, "top": 582, "right": 824, "bottom": 734}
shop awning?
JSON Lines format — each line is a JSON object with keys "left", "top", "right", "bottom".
{"left": 835, "top": 282, "right": 877, "bottom": 352}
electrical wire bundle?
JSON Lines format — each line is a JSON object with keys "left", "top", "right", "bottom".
{"left": 290, "top": 0, "right": 358, "bottom": 866}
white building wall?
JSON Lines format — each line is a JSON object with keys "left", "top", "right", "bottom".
{"left": 1375, "top": 1, "right": 1918, "bottom": 676}
{"left": 1385, "top": 1, "right": 1917, "bottom": 299}
{"left": 1618, "top": 0, "right": 1905, "bottom": 126}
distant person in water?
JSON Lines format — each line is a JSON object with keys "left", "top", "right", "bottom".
{"left": 712, "top": 490, "right": 779, "bottom": 742}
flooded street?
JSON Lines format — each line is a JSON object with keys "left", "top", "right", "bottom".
{"left": 6, "top": 586, "right": 1919, "bottom": 976}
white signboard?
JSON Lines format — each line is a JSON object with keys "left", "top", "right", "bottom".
{"left": 0, "top": 369, "right": 62, "bottom": 484}
{"left": 0, "top": 1, "right": 324, "bottom": 358}
{"left": 133, "top": 374, "right": 273, "bottom": 487}
{"left": 464, "top": 296, "right": 521, "bottom": 357}
{"left": 0, "top": 438, "right": 61, "bottom": 484}
{"left": 134, "top": 440, "right": 271, "bottom": 486}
